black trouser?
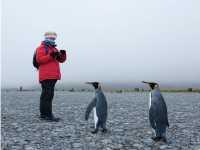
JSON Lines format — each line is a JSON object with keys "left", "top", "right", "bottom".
{"left": 40, "top": 79, "right": 57, "bottom": 117}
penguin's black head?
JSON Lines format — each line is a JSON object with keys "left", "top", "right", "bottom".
{"left": 86, "top": 82, "right": 99, "bottom": 89}
{"left": 142, "top": 81, "right": 159, "bottom": 90}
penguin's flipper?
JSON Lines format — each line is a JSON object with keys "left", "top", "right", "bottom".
{"left": 162, "top": 97, "right": 170, "bottom": 127}
{"left": 149, "top": 106, "right": 156, "bottom": 129}
{"left": 155, "top": 94, "right": 169, "bottom": 127}
{"left": 85, "top": 98, "right": 97, "bottom": 120}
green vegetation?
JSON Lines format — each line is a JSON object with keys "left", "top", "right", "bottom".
{"left": 2, "top": 87, "right": 200, "bottom": 93}
{"left": 161, "top": 88, "right": 200, "bottom": 93}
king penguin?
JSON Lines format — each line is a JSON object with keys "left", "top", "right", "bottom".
{"left": 142, "top": 81, "right": 169, "bottom": 142}
{"left": 85, "top": 82, "right": 108, "bottom": 134}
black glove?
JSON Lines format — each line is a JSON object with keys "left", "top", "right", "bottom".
{"left": 60, "top": 50, "right": 66, "bottom": 55}
{"left": 50, "top": 51, "right": 60, "bottom": 59}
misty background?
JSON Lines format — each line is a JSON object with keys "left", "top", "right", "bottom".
{"left": 2, "top": 0, "right": 200, "bottom": 89}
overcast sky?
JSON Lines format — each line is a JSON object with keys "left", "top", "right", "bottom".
{"left": 2, "top": 0, "right": 200, "bottom": 88}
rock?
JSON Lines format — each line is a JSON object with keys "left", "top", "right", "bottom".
{"left": 142, "top": 138, "right": 152, "bottom": 146}
{"left": 25, "top": 146, "right": 37, "bottom": 150}
{"left": 1, "top": 91, "right": 200, "bottom": 150}
{"left": 1, "top": 143, "right": 10, "bottom": 150}
{"left": 133, "top": 143, "right": 143, "bottom": 149}
{"left": 160, "top": 145, "right": 168, "bottom": 149}
{"left": 102, "top": 139, "right": 112, "bottom": 144}
{"left": 73, "top": 142, "right": 82, "bottom": 148}
{"left": 195, "top": 145, "right": 200, "bottom": 150}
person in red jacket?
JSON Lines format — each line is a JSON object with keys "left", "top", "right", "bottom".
{"left": 36, "top": 32, "right": 66, "bottom": 122}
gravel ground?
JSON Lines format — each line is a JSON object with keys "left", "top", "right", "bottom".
{"left": 1, "top": 91, "right": 200, "bottom": 150}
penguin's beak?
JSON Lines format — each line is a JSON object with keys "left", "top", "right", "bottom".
{"left": 142, "top": 81, "right": 150, "bottom": 84}
{"left": 142, "top": 81, "right": 147, "bottom": 83}
{"left": 142, "top": 81, "right": 157, "bottom": 85}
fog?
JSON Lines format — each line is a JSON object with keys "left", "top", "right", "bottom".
{"left": 2, "top": 0, "right": 200, "bottom": 88}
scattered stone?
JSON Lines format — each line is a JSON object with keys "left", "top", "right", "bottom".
{"left": 133, "top": 143, "right": 143, "bottom": 149}
{"left": 196, "top": 145, "right": 200, "bottom": 150}
{"left": 25, "top": 145, "right": 37, "bottom": 150}
{"left": 160, "top": 144, "right": 168, "bottom": 149}
{"left": 1, "top": 91, "right": 200, "bottom": 149}
{"left": 73, "top": 142, "right": 82, "bottom": 148}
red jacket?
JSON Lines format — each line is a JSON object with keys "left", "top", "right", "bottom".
{"left": 36, "top": 42, "right": 66, "bottom": 81}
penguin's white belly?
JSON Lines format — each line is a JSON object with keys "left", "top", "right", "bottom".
{"left": 149, "top": 92, "right": 152, "bottom": 109}
{"left": 93, "top": 107, "right": 98, "bottom": 128}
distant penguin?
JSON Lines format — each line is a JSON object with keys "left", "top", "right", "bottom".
{"left": 85, "top": 82, "right": 108, "bottom": 134}
{"left": 142, "top": 81, "right": 169, "bottom": 142}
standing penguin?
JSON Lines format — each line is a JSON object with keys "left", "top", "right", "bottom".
{"left": 142, "top": 81, "right": 169, "bottom": 142}
{"left": 85, "top": 82, "right": 108, "bottom": 134}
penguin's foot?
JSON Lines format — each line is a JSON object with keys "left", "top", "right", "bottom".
{"left": 90, "top": 125, "right": 95, "bottom": 129}
{"left": 48, "top": 117, "right": 61, "bottom": 122}
{"left": 101, "top": 128, "right": 107, "bottom": 133}
{"left": 91, "top": 129, "right": 98, "bottom": 134}
{"left": 40, "top": 115, "right": 48, "bottom": 120}
{"left": 160, "top": 137, "right": 167, "bottom": 143}
{"left": 151, "top": 136, "right": 162, "bottom": 142}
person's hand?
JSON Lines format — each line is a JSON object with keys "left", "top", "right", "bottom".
{"left": 50, "top": 51, "right": 60, "bottom": 59}
{"left": 60, "top": 50, "right": 66, "bottom": 55}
